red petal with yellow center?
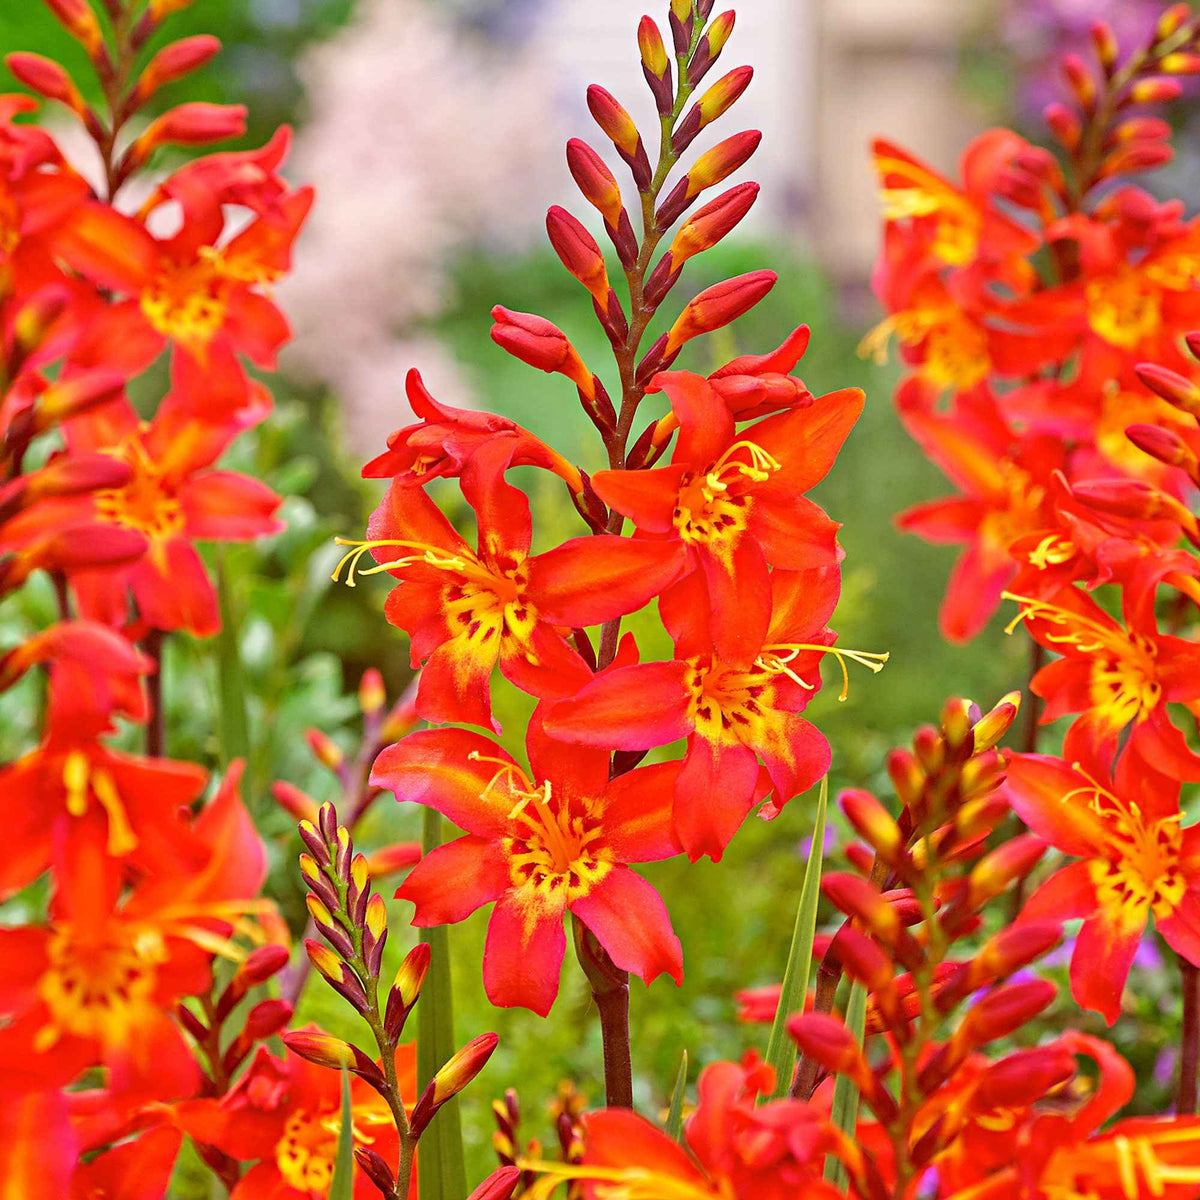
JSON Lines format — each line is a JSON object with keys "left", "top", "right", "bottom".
{"left": 396, "top": 836, "right": 509, "bottom": 925}
{"left": 659, "top": 371, "right": 734, "bottom": 467}
{"left": 460, "top": 438, "right": 532, "bottom": 560}
{"left": 526, "top": 535, "right": 686, "bottom": 626}
{"left": 597, "top": 761, "right": 681, "bottom": 863}
{"left": 223, "top": 290, "right": 290, "bottom": 368}
{"left": 415, "top": 634, "right": 500, "bottom": 732}
{"left": 482, "top": 888, "right": 566, "bottom": 1017}
{"left": 1072, "top": 908, "right": 1145, "bottom": 1026}
{"left": 55, "top": 202, "right": 157, "bottom": 293}
{"left": 674, "top": 736, "right": 761, "bottom": 862}
{"left": 589, "top": 465, "right": 684, "bottom": 534}
{"left": 181, "top": 471, "right": 283, "bottom": 540}
{"left": 371, "top": 728, "right": 519, "bottom": 838}
{"left": 746, "top": 493, "right": 840, "bottom": 570}
{"left": 498, "top": 623, "right": 593, "bottom": 701}
{"left": 569, "top": 866, "right": 683, "bottom": 986}
{"left": 700, "top": 535, "right": 771, "bottom": 665}
{"left": 750, "top": 387, "right": 864, "bottom": 494}
{"left": 366, "top": 479, "right": 470, "bottom": 562}
{"left": 583, "top": 1109, "right": 707, "bottom": 1184}
{"left": 1004, "top": 754, "right": 1110, "bottom": 859}
{"left": 525, "top": 706, "right": 610, "bottom": 800}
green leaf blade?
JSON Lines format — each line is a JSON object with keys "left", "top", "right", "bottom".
{"left": 665, "top": 1049, "right": 688, "bottom": 1142}
{"left": 824, "top": 979, "right": 868, "bottom": 1187}
{"left": 416, "top": 808, "right": 468, "bottom": 1200}
{"left": 329, "top": 1068, "right": 355, "bottom": 1200}
{"left": 763, "top": 775, "right": 829, "bottom": 1101}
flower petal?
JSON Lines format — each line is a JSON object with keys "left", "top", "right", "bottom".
{"left": 483, "top": 888, "right": 566, "bottom": 1016}
{"left": 543, "top": 661, "right": 692, "bottom": 750}
{"left": 396, "top": 836, "right": 509, "bottom": 925}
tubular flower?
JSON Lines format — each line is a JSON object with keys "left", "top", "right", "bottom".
{"left": 0, "top": 765, "right": 270, "bottom": 1096}
{"left": 894, "top": 378, "right": 1065, "bottom": 643}
{"left": 174, "top": 1039, "right": 416, "bottom": 1200}
{"left": 525, "top": 1056, "right": 860, "bottom": 1199}
{"left": 372, "top": 713, "right": 684, "bottom": 1017}
{"left": 871, "top": 130, "right": 1040, "bottom": 273}
{"left": 1004, "top": 583, "right": 1200, "bottom": 779}
{"left": 591, "top": 370, "right": 860, "bottom": 662}
{"left": 4, "top": 392, "right": 282, "bottom": 637}
{"left": 545, "top": 567, "right": 881, "bottom": 861}
{"left": 54, "top": 185, "right": 313, "bottom": 385}
{"left": 341, "top": 442, "right": 686, "bottom": 731}
{"left": 361, "top": 367, "right": 582, "bottom": 493}
{"left": 1005, "top": 752, "right": 1200, "bottom": 1024}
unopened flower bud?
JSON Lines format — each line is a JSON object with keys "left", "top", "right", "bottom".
{"left": 664, "top": 269, "right": 776, "bottom": 355}
{"left": 1162, "top": 52, "right": 1200, "bottom": 75}
{"left": 1061, "top": 53, "right": 1096, "bottom": 109}
{"left": 1111, "top": 116, "right": 1171, "bottom": 144}
{"left": 355, "top": 1148, "right": 396, "bottom": 1196}
{"left": 410, "top": 1033, "right": 500, "bottom": 1138}
{"left": 1043, "top": 102, "right": 1081, "bottom": 152}
{"left": 1089, "top": 21, "right": 1119, "bottom": 74}
{"left": 45, "top": 0, "right": 104, "bottom": 56}
{"left": 831, "top": 926, "right": 895, "bottom": 995}
{"left": 546, "top": 206, "right": 611, "bottom": 304}
{"left": 688, "top": 10, "right": 735, "bottom": 86}
{"left": 366, "top": 841, "right": 422, "bottom": 877}
{"left": 299, "top": 818, "right": 331, "bottom": 866}
{"left": 6, "top": 53, "right": 85, "bottom": 112}
{"left": 665, "top": 182, "right": 758, "bottom": 270}
{"left": 972, "top": 691, "right": 1021, "bottom": 752}
{"left": 132, "top": 102, "right": 247, "bottom": 161}
{"left": 912, "top": 725, "right": 944, "bottom": 775}
{"left": 786, "top": 1013, "right": 873, "bottom": 1091}
{"left": 385, "top": 942, "right": 431, "bottom": 1041}
{"left": 566, "top": 138, "right": 624, "bottom": 229}
{"left": 1099, "top": 143, "right": 1173, "bottom": 179}
{"left": 490, "top": 306, "right": 596, "bottom": 398}
{"left": 357, "top": 666, "right": 385, "bottom": 715}
{"left": 1127, "top": 78, "right": 1183, "bottom": 105}
{"left": 956, "top": 978, "right": 1056, "bottom": 1049}
{"left": 282, "top": 1029, "right": 386, "bottom": 1088}
{"left": 363, "top": 893, "right": 389, "bottom": 976}
{"left": 272, "top": 780, "right": 320, "bottom": 824}
{"left": 674, "top": 65, "right": 754, "bottom": 153}
{"left": 306, "top": 939, "right": 369, "bottom": 1012}
{"left": 1073, "top": 478, "right": 1184, "bottom": 523}
{"left": 1126, "top": 423, "right": 1199, "bottom": 476}
{"left": 638, "top": 17, "right": 673, "bottom": 114}
{"left": 586, "top": 86, "right": 651, "bottom": 189}
{"left": 887, "top": 748, "right": 926, "bottom": 810}
{"left": 467, "top": 1167, "right": 521, "bottom": 1200}
{"left": 306, "top": 728, "right": 344, "bottom": 770}
{"left": 657, "top": 130, "right": 761, "bottom": 225}
{"left": 136, "top": 35, "right": 221, "bottom": 98}
{"left": 1136, "top": 363, "right": 1200, "bottom": 418}
{"left": 974, "top": 1046, "right": 1076, "bottom": 1109}
{"left": 940, "top": 697, "right": 974, "bottom": 751}
{"left": 31, "top": 370, "right": 125, "bottom": 433}
{"left": 1157, "top": 4, "right": 1191, "bottom": 40}
{"left": 243, "top": 997, "right": 292, "bottom": 1041}
{"left": 965, "top": 834, "right": 1047, "bottom": 909}
{"left": 217, "top": 944, "right": 291, "bottom": 1019}
{"left": 839, "top": 789, "right": 904, "bottom": 866}
{"left": 968, "top": 921, "right": 1062, "bottom": 989}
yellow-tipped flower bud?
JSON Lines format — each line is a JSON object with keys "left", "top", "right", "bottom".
{"left": 358, "top": 667, "right": 386, "bottom": 715}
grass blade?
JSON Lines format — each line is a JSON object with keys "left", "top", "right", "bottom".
{"left": 665, "top": 1049, "right": 688, "bottom": 1142}
{"left": 824, "top": 980, "right": 868, "bottom": 1187}
{"left": 329, "top": 1068, "right": 355, "bottom": 1200}
{"left": 763, "top": 775, "right": 828, "bottom": 1101}
{"left": 416, "top": 808, "right": 468, "bottom": 1200}
{"left": 215, "top": 548, "right": 250, "bottom": 768}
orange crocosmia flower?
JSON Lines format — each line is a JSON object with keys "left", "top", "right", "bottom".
{"left": 174, "top": 1040, "right": 415, "bottom": 1200}
{"left": 0, "top": 660, "right": 207, "bottom": 900}
{"left": 532, "top": 1056, "right": 858, "bottom": 1199}
{"left": 590, "top": 370, "right": 857, "bottom": 663}
{"left": 5, "top": 391, "right": 283, "bottom": 637}
{"left": 1005, "top": 583, "right": 1200, "bottom": 780}
{"left": 545, "top": 567, "right": 868, "bottom": 862}
{"left": 893, "top": 378, "right": 1064, "bottom": 643}
{"left": 1005, "top": 752, "right": 1200, "bottom": 1025}
{"left": 344, "top": 440, "right": 686, "bottom": 731}
{"left": 373, "top": 710, "right": 684, "bottom": 1017}
{"left": 0, "top": 763, "right": 270, "bottom": 1097}
{"left": 361, "top": 366, "right": 583, "bottom": 494}
{"left": 70, "top": 1126, "right": 181, "bottom": 1200}
{"left": 55, "top": 183, "right": 313, "bottom": 381}
{"left": 871, "top": 129, "right": 1039, "bottom": 271}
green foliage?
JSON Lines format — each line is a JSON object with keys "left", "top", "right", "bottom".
{"left": 825, "top": 981, "right": 867, "bottom": 1187}
{"left": 330, "top": 1069, "right": 356, "bottom": 1200}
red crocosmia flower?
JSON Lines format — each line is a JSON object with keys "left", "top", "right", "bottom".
{"left": 871, "top": 130, "right": 1040, "bottom": 273}
{"left": 174, "top": 1039, "right": 415, "bottom": 1200}
{"left": 590, "top": 370, "right": 859, "bottom": 662}
{"left": 55, "top": 184, "right": 313, "bottom": 381}
{"left": 533, "top": 1056, "right": 860, "bottom": 1199}
{"left": 1005, "top": 751, "right": 1200, "bottom": 1025}
{"left": 344, "top": 440, "right": 686, "bottom": 731}
{"left": 0, "top": 1089, "right": 76, "bottom": 1200}
{"left": 7, "top": 391, "right": 283, "bottom": 637}
{"left": 546, "top": 567, "right": 869, "bottom": 861}
{"left": 372, "top": 712, "right": 684, "bottom": 1017}
{"left": 0, "top": 763, "right": 269, "bottom": 1096}
{"left": 361, "top": 367, "right": 583, "bottom": 494}
{"left": 0, "top": 663, "right": 207, "bottom": 899}
{"left": 1004, "top": 583, "right": 1200, "bottom": 780}
{"left": 893, "top": 378, "right": 1065, "bottom": 642}
{"left": 1007, "top": 203, "right": 1200, "bottom": 383}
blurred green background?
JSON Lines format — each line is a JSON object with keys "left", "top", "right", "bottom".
{"left": 1, "top": 0, "right": 1192, "bottom": 1191}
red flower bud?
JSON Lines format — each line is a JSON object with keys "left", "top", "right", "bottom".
{"left": 1128, "top": 77, "right": 1183, "bottom": 105}
{"left": 137, "top": 35, "right": 221, "bottom": 98}
{"left": 282, "top": 1029, "right": 386, "bottom": 1089}
{"left": 366, "top": 841, "right": 422, "bottom": 877}
{"left": 1072, "top": 477, "right": 1182, "bottom": 522}
{"left": 839, "top": 788, "right": 904, "bottom": 866}
{"left": 410, "top": 1033, "right": 499, "bottom": 1137}
{"left": 467, "top": 1167, "right": 521, "bottom": 1200}
{"left": 1061, "top": 53, "right": 1096, "bottom": 109}
{"left": 1126, "top": 423, "right": 1198, "bottom": 475}
{"left": 1157, "top": 4, "right": 1191, "bottom": 40}
{"left": 586, "top": 85, "right": 640, "bottom": 159}
{"left": 545, "top": 206, "right": 611, "bottom": 303}
{"left": 686, "top": 130, "right": 761, "bottom": 201}
{"left": 971, "top": 690, "right": 1021, "bottom": 752}
{"left": 786, "top": 1012, "right": 873, "bottom": 1091}
{"left": 305, "top": 727, "right": 344, "bottom": 770}
{"left": 666, "top": 181, "right": 758, "bottom": 268}
{"left": 956, "top": 978, "right": 1056, "bottom": 1049}
{"left": 272, "top": 780, "right": 320, "bottom": 824}
{"left": 132, "top": 102, "right": 247, "bottom": 161}
{"left": 664, "top": 269, "right": 776, "bottom": 354}
{"left": 697, "top": 65, "right": 753, "bottom": 127}
{"left": 1043, "top": 103, "right": 1081, "bottom": 152}
{"left": 32, "top": 371, "right": 126, "bottom": 432}
{"left": 1089, "top": 21, "right": 1119, "bottom": 73}
{"left": 1136, "top": 362, "right": 1200, "bottom": 417}
{"left": 1162, "top": 52, "right": 1200, "bottom": 75}
{"left": 965, "top": 834, "right": 1047, "bottom": 909}
{"left": 638, "top": 16, "right": 669, "bottom": 79}
{"left": 45, "top": 0, "right": 104, "bottom": 56}
{"left": 566, "top": 138, "right": 624, "bottom": 229}
{"left": 358, "top": 666, "right": 385, "bottom": 715}
{"left": 490, "top": 306, "right": 595, "bottom": 398}
{"left": 6, "top": 54, "right": 85, "bottom": 112}
{"left": 974, "top": 1045, "right": 1076, "bottom": 1109}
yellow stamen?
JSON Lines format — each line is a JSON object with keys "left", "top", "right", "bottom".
{"left": 757, "top": 643, "right": 890, "bottom": 702}
{"left": 331, "top": 537, "right": 471, "bottom": 587}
